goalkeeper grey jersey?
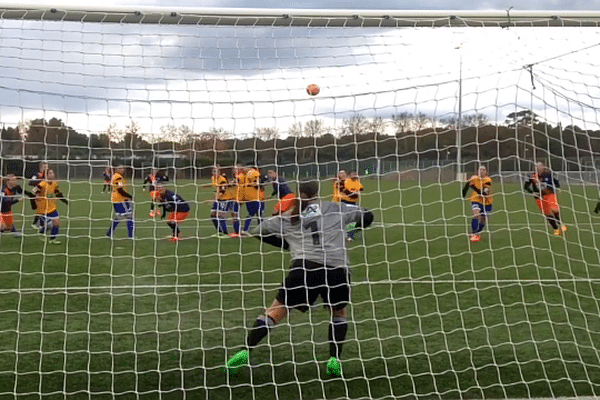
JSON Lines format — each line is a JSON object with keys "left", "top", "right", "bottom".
{"left": 254, "top": 201, "right": 366, "bottom": 267}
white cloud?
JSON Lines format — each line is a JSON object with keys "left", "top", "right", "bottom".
{"left": 0, "top": 11, "right": 599, "bottom": 138}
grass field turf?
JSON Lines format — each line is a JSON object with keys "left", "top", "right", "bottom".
{"left": 1, "top": 177, "right": 600, "bottom": 399}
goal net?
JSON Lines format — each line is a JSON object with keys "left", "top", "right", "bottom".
{"left": 1, "top": 5, "right": 600, "bottom": 399}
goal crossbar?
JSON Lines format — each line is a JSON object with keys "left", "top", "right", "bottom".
{"left": 1, "top": 4, "right": 600, "bottom": 27}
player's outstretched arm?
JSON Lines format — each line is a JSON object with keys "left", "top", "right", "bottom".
{"left": 253, "top": 232, "right": 290, "bottom": 249}
{"left": 523, "top": 180, "right": 535, "bottom": 194}
{"left": 462, "top": 182, "right": 470, "bottom": 197}
{"left": 55, "top": 190, "right": 69, "bottom": 205}
{"left": 353, "top": 208, "right": 374, "bottom": 230}
{"left": 117, "top": 188, "right": 133, "bottom": 200}
{"left": 250, "top": 217, "right": 290, "bottom": 249}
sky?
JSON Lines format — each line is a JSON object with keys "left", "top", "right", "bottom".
{"left": 0, "top": 2, "right": 599, "bottom": 140}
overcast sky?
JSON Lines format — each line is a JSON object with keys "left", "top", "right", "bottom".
{"left": 0, "top": 2, "right": 599, "bottom": 139}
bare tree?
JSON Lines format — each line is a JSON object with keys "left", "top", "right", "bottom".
{"left": 208, "top": 127, "right": 232, "bottom": 139}
{"left": 368, "top": 117, "right": 386, "bottom": 135}
{"left": 441, "top": 113, "right": 489, "bottom": 129}
{"left": 413, "top": 112, "right": 430, "bottom": 132}
{"left": 392, "top": 112, "right": 413, "bottom": 135}
{"left": 472, "top": 113, "right": 489, "bottom": 127}
{"left": 105, "top": 123, "right": 124, "bottom": 143}
{"left": 288, "top": 122, "right": 304, "bottom": 137}
{"left": 304, "top": 119, "right": 329, "bottom": 137}
{"left": 178, "top": 125, "right": 193, "bottom": 139}
{"left": 254, "top": 127, "right": 279, "bottom": 140}
{"left": 159, "top": 124, "right": 179, "bottom": 143}
{"left": 341, "top": 114, "right": 369, "bottom": 136}
{"left": 462, "top": 113, "right": 489, "bottom": 128}
{"left": 17, "top": 119, "right": 31, "bottom": 139}
{"left": 123, "top": 120, "right": 145, "bottom": 149}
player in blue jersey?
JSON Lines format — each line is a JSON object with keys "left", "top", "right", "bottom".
{"left": 155, "top": 184, "right": 191, "bottom": 242}
{"left": 102, "top": 168, "right": 112, "bottom": 193}
{"left": 28, "top": 162, "right": 48, "bottom": 229}
{"left": 1, "top": 174, "right": 33, "bottom": 235}
{"left": 266, "top": 170, "right": 295, "bottom": 215}
{"left": 143, "top": 169, "right": 169, "bottom": 217}
{"left": 524, "top": 162, "right": 566, "bottom": 236}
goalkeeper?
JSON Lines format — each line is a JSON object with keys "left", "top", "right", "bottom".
{"left": 225, "top": 180, "right": 374, "bottom": 377}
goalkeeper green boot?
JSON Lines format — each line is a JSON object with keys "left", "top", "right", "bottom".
{"left": 225, "top": 349, "right": 249, "bottom": 374}
{"left": 326, "top": 357, "right": 341, "bottom": 377}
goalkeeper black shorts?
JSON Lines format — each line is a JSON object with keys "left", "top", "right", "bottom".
{"left": 276, "top": 259, "right": 350, "bottom": 312}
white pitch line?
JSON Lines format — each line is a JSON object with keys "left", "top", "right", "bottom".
{"left": 1, "top": 278, "right": 599, "bottom": 294}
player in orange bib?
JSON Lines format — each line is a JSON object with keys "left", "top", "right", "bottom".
{"left": 210, "top": 166, "right": 235, "bottom": 236}
{"left": 462, "top": 165, "right": 493, "bottom": 242}
{"left": 107, "top": 166, "right": 134, "bottom": 238}
{"left": 229, "top": 165, "right": 247, "bottom": 238}
{"left": 33, "top": 170, "right": 68, "bottom": 244}
{"left": 338, "top": 171, "right": 364, "bottom": 241}
{"left": 332, "top": 170, "right": 347, "bottom": 203}
{"left": 524, "top": 162, "right": 566, "bottom": 236}
{"left": 242, "top": 165, "right": 266, "bottom": 235}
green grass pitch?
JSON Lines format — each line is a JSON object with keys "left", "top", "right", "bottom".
{"left": 1, "top": 177, "right": 600, "bottom": 399}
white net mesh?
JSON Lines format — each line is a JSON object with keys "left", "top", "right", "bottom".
{"left": 1, "top": 6, "right": 600, "bottom": 400}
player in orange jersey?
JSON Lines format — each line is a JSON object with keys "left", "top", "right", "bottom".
{"left": 229, "top": 165, "right": 247, "bottom": 238}
{"left": 107, "top": 166, "right": 134, "bottom": 238}
{"left": 462, "top": 165, "right": 493, "bottom": 242}
{"left": 241, "top": 165, "right": 266, "bottom": 235}
{"left": 33, "top": 170, "right": 68, "bottom": 244}
{"left": 332, "top": 170, "right": 347, "bottom": 203}
{"left": 210, "top": 166, "right": 235, "bottom": 236}
{"left": 338, "top": 171, "right": 364, "bottom": 241}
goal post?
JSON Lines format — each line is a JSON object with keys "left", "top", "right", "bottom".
{"left": 1, "top": 4, "right": 600, "bottom": 400}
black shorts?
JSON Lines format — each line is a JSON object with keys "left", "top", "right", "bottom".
{"left": 276, "top": 259, "right": 350, "bottom": 312}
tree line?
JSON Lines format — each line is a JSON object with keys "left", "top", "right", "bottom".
{"left": 1, "top": 110, "right": 599, "bottom": 172}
